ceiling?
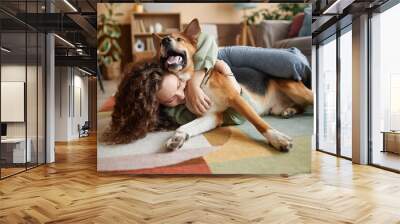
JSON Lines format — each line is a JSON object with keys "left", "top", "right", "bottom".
{"left": 0, "top": 0, "right": 96, "bottom": 14}
{"left": 311, "top": 0, "right": 392, "bottom": 43}
{"left": 1, "top": 0, "right": 97, "bottom": 74}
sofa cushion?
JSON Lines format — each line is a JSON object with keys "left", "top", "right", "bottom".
{"left": 288, "top": 13, "right": 304, "bottom": 38}
{"left": 254, "top": 20, "right": 291, "bottom": 48}
{"left": 299, "top": 6, "right": 312, "bottom": 37}
{"left": 274, "top": 36, "right": 312, "bottom": 64}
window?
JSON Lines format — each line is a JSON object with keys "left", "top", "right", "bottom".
{"left": 316, "top": 26, "right": 353, "bottom": 159}
{"left": 317, "top": 36, "right": 337, "bottom": 154}
{"left": 0, "top": 1, "right": 46, "bottom": 179}
{"left": 340, "top": 28, "right": 352, "bottom": 158}
{"left": 370, "top": 3, "right": 400, "bottom": 171}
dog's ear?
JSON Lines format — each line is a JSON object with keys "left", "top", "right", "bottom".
{"left": 183, "top": 19, "right": 201, "bottom": 42}
{"left": 152, "top": 33, "right": 162, "bottom": 52}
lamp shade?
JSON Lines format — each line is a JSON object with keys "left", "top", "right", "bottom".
{"left": 234, "top": 3, "right": 258, "bottom": 10}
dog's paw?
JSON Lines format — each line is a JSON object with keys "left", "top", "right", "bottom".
{"left": 166, "top": 131, "right": 189, "bottom": 151}
{"left": 263, "top": 129, "right": 293, "bottom": 152}
{"left": 281, "top": 107, "right": 298, "bottom": 119}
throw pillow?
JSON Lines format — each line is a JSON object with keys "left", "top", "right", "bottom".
{"left": 288, "top": 13, "right": 304, "bottom": 38}
{"left": 299, "top": 6, "right": 312, "bottom": 37}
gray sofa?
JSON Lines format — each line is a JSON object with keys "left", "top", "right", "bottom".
{"left": 251, "top": 20, "right": 312, "bottom": 64}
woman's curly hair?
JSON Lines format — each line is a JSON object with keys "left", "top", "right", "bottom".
{"left": 101, "top": 62, "right": 178, "bottom": 144}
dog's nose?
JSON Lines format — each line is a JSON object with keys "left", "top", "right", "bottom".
{"left": 162, "top": 37, "right": 171, "bottom": 46}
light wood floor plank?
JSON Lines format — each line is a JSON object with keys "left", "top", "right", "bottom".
{"left": 0, "top": 134, "right": 400, "bottom": 224}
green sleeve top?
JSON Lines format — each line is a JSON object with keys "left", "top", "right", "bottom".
{"left": 193, "top": 32, "right": 218, "bottom": 72}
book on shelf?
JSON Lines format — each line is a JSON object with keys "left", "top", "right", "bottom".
{"left": 145, "top": 37, "right": 155, "bottom": 51}
{"left": 133, "top": 20, "right": 147, "bottom": 33}
{"left": 133, "top": 20, "right": 139, "bottom": 33}
{"left": 139, "top": 20, "right": 146, "bottom": 33}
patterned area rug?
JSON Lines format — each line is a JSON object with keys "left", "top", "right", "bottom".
{"left": 97, "top": 97, "right": 312, "bottom": 175}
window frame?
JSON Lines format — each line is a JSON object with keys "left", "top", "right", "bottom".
{"left": 367, "top": 1, "right": 400, "bottom": 173}
{"left": 315, "top": 23, "right": 353, "bottom": 160}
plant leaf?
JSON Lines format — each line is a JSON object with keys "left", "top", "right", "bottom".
{"left": 98, "top": 38, "right": 111, "bottom": 55}
{"left": 104, "top": 56, "right": 112, "bottom": 65}
{"left": 111, "top": 39, "right": 122, "bottom": 54}
{"left": 97, "top": 29, "right": 104, "bottom": 40}
{"left": 98, "top": 55, "right": 105, "bottom": 65}
{"left": 103, "top": 24, "right": 113, "bottom": 36}
{"left": 113, "top": 26, "right": 121, "bottom": 38}
{"left": 112, "top": 51, "right": 121, "bottom": 62}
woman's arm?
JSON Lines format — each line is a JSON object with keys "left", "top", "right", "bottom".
{"left": 185, "top": 32, "right": 218, "bottom": 116}
{"left": 214, "top": 60, "right": 241, "bottom": 93}
{"left": 186, "top": 59, "right": 240, "bottom": 116}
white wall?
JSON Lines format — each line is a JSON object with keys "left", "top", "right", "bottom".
{"left": 55, "top": 66, "right": 69, "bottom": 141}
{"left": 1, "top": 65, "right": 26, "bottom": 136}
{"left": 1, "top": 65, "right": 26, "bottom": 143}
{"left": 71, "top": 73, "right": 89, "bottom": 138}
{"left": 54, "top": 67, "right": 89, "bottom": 141}
{"left": 98, "top": 3, "right": 278, "bottom": 25}
{"left": 1, "top": 65, "right": 37, "bottom": 138}
{"left": 1, "top": 63, "right": 46, "bottom": 164}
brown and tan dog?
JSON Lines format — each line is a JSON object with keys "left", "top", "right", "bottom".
{"left": 153, "top": 19, "right": 313, "bottom": 151}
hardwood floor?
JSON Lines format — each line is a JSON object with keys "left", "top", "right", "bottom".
{"left": 373, "top": 151, "right": 400, "bottom": 171}
{"left": 0, "top": 134, "right": 400, "bottom": 224}
{"left": 1, "top": 167, "right": 26, "bottom": 178}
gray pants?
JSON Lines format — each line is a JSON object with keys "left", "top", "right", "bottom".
{"left": 217, "top": 46, "right": 311, "bottom": 82}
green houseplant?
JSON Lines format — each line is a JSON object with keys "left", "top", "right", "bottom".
{"left": 97, "top": 3, "right": 123, "bottom": 80}
{"left": 247, "top": 3, "right": 307, "bottom": 25}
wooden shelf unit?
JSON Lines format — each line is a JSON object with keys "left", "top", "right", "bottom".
{"left": 130, "top": 12, "right": 181, "bottom": 60}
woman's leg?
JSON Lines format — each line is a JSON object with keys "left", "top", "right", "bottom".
{"left": 217, "top": 46, "right": 311, "bottom": 82}
{"left": 213, "top": 59, "right": 270, "bottom": 95}
{"left": 230, "top": 66, "right": 270, "bottom": 95}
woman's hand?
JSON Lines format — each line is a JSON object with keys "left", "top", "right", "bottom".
{"left": 185, "top": 71, "right": 212, "bottom": 116}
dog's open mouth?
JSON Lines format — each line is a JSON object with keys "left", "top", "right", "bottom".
{"left": 161, "top": 49, "right": 187, "bottom": 72}
{"left": 166, "top": 55, "right": 183, "bottom": 65}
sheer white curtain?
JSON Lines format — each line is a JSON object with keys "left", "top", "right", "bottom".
{"left": 340, "top": 30, "right": 352, "bottom": 158}
{"left": 318, "top": 38, "right": 337, "bottom": 154}
{"left": 371, "top": 3, "right": 400, "bottom": 168}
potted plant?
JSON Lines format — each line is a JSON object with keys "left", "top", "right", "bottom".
{"left": 247, "top": 3, "right": 307, "bottom": 25}
{"left": 97, "top": 3, "right": 123, "bottom": 80}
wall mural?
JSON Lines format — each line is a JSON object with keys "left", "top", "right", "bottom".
{"left": 97, "top": 3, "right": 313, "bottom": 175}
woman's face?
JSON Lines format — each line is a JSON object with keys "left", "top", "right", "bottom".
{"left": 156, "top": 74, "right": 186, "bottom": 107}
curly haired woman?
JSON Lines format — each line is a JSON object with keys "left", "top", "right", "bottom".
{"left": 101, "top": 63, "right": 178, "bottom": 144}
